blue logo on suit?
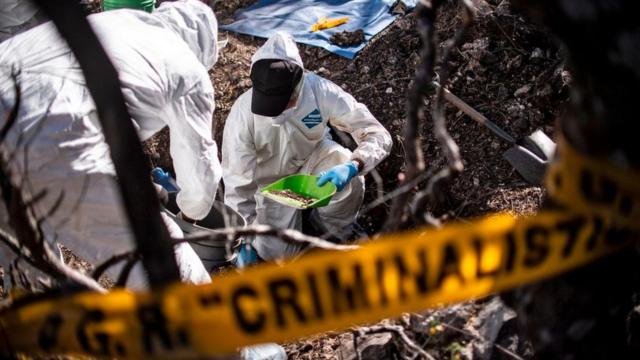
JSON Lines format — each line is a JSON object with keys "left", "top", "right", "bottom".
{"left": 301, "top": 109, "right": 322, "bottom": 129}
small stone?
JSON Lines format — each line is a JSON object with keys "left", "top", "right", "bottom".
{"left": 473, "top": 178, "right": 480, "bottom": 186}
{"left": 316, "top": 67, "right": 330, "bottom": 77}
{"left": 338, "top": 333, "right": 395, "bottom": 360}
{"left": 385, "top": 87, "right": 393, "bottom": 94}
{"left": 514, "top": 84, "right": 532, "bottom": 97}
{"left": 466, "top": 297, "right": 517, "bottom": 360}
{"left": 409, "top": 52, "right": 420, "bottom": 67}
{"left": 536, "top": 84, "right": 553, "bottom": 97}
{"left": 495, "top": 0, "right": 510, "bottom": 16}
{"left": 530, "top": 48, "right": 544, "bottom": 59}
{"left": 507, "top": 55, "right": 523, "bottom": 70}
{"left": 561, "top": 70, "right": 573, "bottom": 87}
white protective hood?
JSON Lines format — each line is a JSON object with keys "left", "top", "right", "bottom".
{"left": 251, "top": 31, "right": 304, "bottom": 70}
{"left": 155, "top": 0, "right": 218, "bottom": 70}
{"left": 250, "top": 31, "right": 305, "bottom": 125}
{"left": 223, "top": 32, "right": 392, "bottom": 260}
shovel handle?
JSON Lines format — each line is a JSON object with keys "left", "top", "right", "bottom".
{"left": 434, "top": 82, "right": 517, "bottom": 144}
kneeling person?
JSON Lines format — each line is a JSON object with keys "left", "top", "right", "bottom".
{"left": 222, "top": 32, "right": 392, "bottom": 261}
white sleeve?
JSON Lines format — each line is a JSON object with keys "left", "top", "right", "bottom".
{"left": 222, "top": 95, "right": 258, "bottom": 224}
{"left": 168, "top": 83, "right": 221, "bottom": 220}
{"left": 318, "top": 78, "right": 392, "bottom": 173}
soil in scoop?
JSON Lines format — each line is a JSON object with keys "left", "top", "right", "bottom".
{"left": 266, "top": 189, "right": 318, "bottom": 206}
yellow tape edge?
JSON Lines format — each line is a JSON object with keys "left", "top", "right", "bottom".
{"left": 0, "top": 210, "right": 634, "bottom": 359}
{"left": 546, "top": 135, "right": 640, "bottom": 228}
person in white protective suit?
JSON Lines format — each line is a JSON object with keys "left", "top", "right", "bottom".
{"left": 0, "top": 0, "right": 222, "bottom": 288}
{"left": 222, "top": 32, "right": 392, "bottom": 261}
{"left": 0, "top": 0, "right": 46, "bottom": 43}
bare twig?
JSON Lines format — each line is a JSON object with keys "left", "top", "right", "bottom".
{"left": 1, "top": 93, "right": 105, "bottom": 293}
{"left": 0, "top": 76, "right": 19, "bottom": 143}
{"left": 489, "top": 16, "right": 527, "bottom": 56}
{"left": 369, "top": 169, "right": 385, "bottom": 203}
{"left": 91, "top": 250, "right": 137, "bottom": 281}
{"left": 384, "top": 0, "right": 443, "bottom": 232}
{"left": 441, "top": 323, "right": 525, "bottom": 360}
{"left": 11, "top": 260, "right": 35, "bottom": 292}
{"left": 358, "top": 168, "right": 435, "bottom": 216}
{"left": 410, "top": 1, "right": 475, "bottom": 224}
{"left": 115, "top": 255, "right": 139, "bottom": 287}
{"left": 180, "top": 225, "right": 358, "bottom": 252}
{"left": 352, "top": 330, "right": 362, "bottom": 360}
{"left": 8, "top": 262, "right": 21, "bottom": 291}
{"left": 0, "top": 205, "right": 105, "bottom": 293}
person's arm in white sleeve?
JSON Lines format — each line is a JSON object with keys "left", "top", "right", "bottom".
{"left": 318, "top": 78, "right": 392, "bottom": 173}
{"left": 222, "top": 95, "right": 259, "bottom": 224}
{"left": 168, "top": 84, "right": 222, "bottom": 220}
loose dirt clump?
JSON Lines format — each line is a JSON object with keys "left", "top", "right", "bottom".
{"left": 330, "top": 29, "right": 365, "bottom": 47}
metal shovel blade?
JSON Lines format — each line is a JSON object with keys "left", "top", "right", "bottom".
{"left": 437, "top": 82, "right": 557, "bottom": 185}
{"left": 503, "top": 144, "right": 549, "bottom": 185}
{"left": 521, "top": 129, "right": 557, "bottom": 161}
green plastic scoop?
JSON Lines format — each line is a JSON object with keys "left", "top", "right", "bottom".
{"left": 103, "top": 0, "right": 155, "bottom": 12}
{"left": 260, "top": 174, "right": 336, "bottom": 209}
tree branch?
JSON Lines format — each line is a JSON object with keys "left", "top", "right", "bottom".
{"left": 1, "top": 90, "right": 105, "bottom": 293}
{"left": 383, "top": 0, "right": 443, "bottom": 232}
{"left": 180, "top": 225, "right": 358, "bottom": 252}
{"left": 410, "top": 0, "right": 474, "bottom": 225}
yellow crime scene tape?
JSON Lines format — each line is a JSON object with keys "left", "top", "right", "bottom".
{"left": 0, "top": 137, "right": 638, "bottom": 359}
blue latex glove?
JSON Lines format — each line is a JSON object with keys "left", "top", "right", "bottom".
{"left": 235, "top": 241, "right": 259, "bottom": 269}
{"left": 316, "top": 162, "right": 358, "bottom": 191}
{"left": 151, "top": 167, "right": 179, "bottom": 192}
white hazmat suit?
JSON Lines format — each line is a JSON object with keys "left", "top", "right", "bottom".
{"left": 0, "top": 0, "right": 222, "bottom": 288}
{"left": 0, "top": 0, "right": 44, "bottom": 43}
{"left": 222, "top": 32, "right": 392, "bottom": 260}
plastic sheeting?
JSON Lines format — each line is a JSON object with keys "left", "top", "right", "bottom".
{"left": 220, "top": 0, "right": 415, "bottom": 59}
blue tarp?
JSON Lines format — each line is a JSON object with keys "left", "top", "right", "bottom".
{"left": 220, "top": 0, "right": 416, "bottom": 59}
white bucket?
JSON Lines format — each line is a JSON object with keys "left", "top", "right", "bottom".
{"left": 163, "top": 193, "right": 245, "bottom": 270}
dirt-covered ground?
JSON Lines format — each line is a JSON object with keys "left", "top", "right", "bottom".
{"left": 143, "top": 0, "right": 570, "bottom": 358}
{"left": 147, "top": 0, "right": 568, "bottom": 228}
{"left": 0, "top": 0, "right": 569, "bottom": 357}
